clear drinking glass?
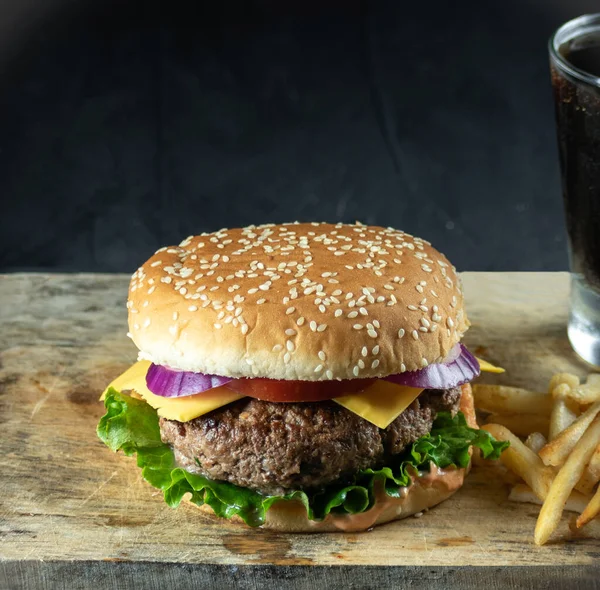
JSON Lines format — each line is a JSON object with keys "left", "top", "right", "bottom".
{"left": 550, "top": 14, "right": 600, "bottom": 366}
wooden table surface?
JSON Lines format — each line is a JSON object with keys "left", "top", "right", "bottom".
{"left": 1, "top": 272, "right": 599, "bottom": 589}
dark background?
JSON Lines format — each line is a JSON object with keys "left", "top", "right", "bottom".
{"left": 0, "top": 0, "right": 597, "bottom": 273}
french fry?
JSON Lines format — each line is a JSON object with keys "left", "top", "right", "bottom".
{"left": 576, "top": 485, "right": 600, "bottom": 528}
{"left": 486, "top": 414, "right": 549, "bottom": 438}
{"left": 473, "top": 385, "right": 553, "bottom": 416}
{"left": 525, "top": 432, "right": 548, "bottom": 454}
{"left": 539, "top": 401, "right": 600, "bottom": 467}
{"left": 575, "top": 444, "right": 600, "bottom": 495}
{"left": 482, "top": 424, "right": 553, "bottom": 500}
{"left": 569, "top": 374, "right": 600, "bottom": 405}
{"left": 508, "top": 483, "right": 590, "bottom": 514}
{"left": 549, "top": 373, "right": 580, "bottom": 394}
{"left": 548, "top": 398, "right": 578, "bottom": 441}
{"left": 534, "top": 416, "right": 600, "bottom": 545}
{"left": 549, "top": 375, "right": 580, "bottom": 441}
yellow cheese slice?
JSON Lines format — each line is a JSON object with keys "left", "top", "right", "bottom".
{"left": 100, "top": 360, "right": 245, "bottom": 422}
{"left": 334, "top": 381, "right": 423, "bottom": 429}
{"left": 477, "top": 357, "right": 505, "bottom": 374}
{"left": 100, "top": 360, "right": 153, "bottom": 401}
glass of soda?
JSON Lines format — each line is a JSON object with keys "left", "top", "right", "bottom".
{"left": 550, "top": 14, "right": 600, "bottom": 366}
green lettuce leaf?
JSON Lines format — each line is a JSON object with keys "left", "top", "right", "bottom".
{"left": 97, "top": 388, "right": 508, "bottom": 527}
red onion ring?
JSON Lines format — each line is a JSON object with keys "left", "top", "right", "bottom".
{"left": 145, "top": 344, "right": 479, "bottom": 399}
{"left": 146, "top": 364, "right": 233, "bottom": 398}
{"left": 384, "top": 344, "right": 480, "bottom": 390}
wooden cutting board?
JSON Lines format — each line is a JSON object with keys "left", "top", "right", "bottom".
{"left": 1, "top": 272, "right": 599, "bottom": 589}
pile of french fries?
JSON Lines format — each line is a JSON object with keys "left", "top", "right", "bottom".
{"left": 473, "top": 374, "right": 600, "bottom": 545}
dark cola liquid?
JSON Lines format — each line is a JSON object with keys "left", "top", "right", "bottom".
{"left": 553, "top": 34, "right": 600, "bottom": 289}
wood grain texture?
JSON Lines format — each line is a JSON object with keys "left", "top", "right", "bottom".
{"left": 0, "top": 273, "right": 599, "bottom": 583}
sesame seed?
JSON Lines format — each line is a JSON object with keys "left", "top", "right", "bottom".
{"left": 241, "top": 324, "right": 249, "bottom": 335}
{"left": 419, "top": 326, "right": 428, "bottom": 332}
{"left": 447, "top": 318, "right": 454, "bottom": 328}
{"left": 353, "top": 324, "right": 363, "bottom": 330}
{"left": 147, "top": 286, "right": 156, "bottom": 294}
{"left": 359, "top": 307, "right": 368, "bottom": 316}
{"left": 368, "top": 329, "right": 378, "bottom": 338}
{"left": 326, "top": 370, "right": 334, "bottom": 379}
{"left": 286, "top": 340, "right": 295, "bottom": 352}
{"left": 348, "top": 311, "right": 359, "bottom": 319}
{"left": 188, "top": 305, "right": 198, "bottom": 312}
{"left": 285, "top": 328, "right": 296, "bottom": 336}
{"left": 371, "top": 359, "right": 380, "bottom": 369}
{"left": 412, "top": 330, "right": 419, "bottom": 340}
{"left": 353, "top": 366, "right": 360, "bottom": 377}
{"left": 272, "top": 344, "right": 283, "bottom": 352}
{"left": 318, "top": 351, "right": 327, "bottom": 361}
{"left": 317, "top": 324, "right": 327, "bottom": 332}
{"left": 372, "top": 345, "right": 380, "bottom": 354}
{"left": 421, "top": 318, "right": 430, "bottom": 328}
{"left": 143, "top": 318, "right": 151, "bottom": 328}
{"left": 358, "top": 359, "right": 365, "bottom": 369}
{"left": 284, "top": 352, "right": 291, "bottom": 364}
{"left": 214, "top": 323, "right": 222, "bottom": 329}
{"left": 297, "top": 317, "right": 305, "bottom": 326}
{"left": 286, "top": 306, "right": 295, "bottom": 315}
{"left": 408, "top": 305, "right": 418, "bottom": 311}
{"left": 310, "top": 321, "right": 317, "bottom": 332}
{"left": 334, "top": 309, "right": 343, "bottom": 318}
{"left": 421, "top": 358, "right": 428, "bottom": 367}
{"left": 319, "top": 304, "right": 326, "bottom": 313}
{"left": 256, "top": 298, "right": 266, "bottom": 305}
{"left": 373, "top": 319, "right": 380, "bottom": 329}
{"left": 361, "top": 347, "right": 368, "bottom": 357}
{"left": 315, "top": 364, "right": 324, "bottom": 373}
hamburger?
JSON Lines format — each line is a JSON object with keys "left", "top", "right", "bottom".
{"left": 98, "top": 222, "right": 507, "bottom": 531}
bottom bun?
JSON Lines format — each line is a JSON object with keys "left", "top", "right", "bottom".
{"left": 191, "top": 383, "right": 476, "bottom": 532}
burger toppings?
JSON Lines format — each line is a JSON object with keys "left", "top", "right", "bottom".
{"left": 146, "top": 363, "right": 233, "bottom": 397}
{"left": 98, "top": 387, "right": 508, "bottom": 526}
{"left": 223, "top": 375, "right": 376, "bottom": 402}
{"left": 102, "top": 353, "right": 500, "bottom": 428}
{"left": 384, "top": 343, "right": 480, "bottom": 390}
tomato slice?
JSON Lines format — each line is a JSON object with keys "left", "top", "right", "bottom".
{"left": 225, "top": 377, "right": 377, "bottom": 403}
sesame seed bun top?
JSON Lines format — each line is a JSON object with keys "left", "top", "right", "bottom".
{"left": 127, "top": 222, "right": 469, "bottom": 380}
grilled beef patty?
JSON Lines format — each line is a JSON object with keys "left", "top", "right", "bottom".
{"left": 159, "top": 386, "right": 462, "bottom": 495}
